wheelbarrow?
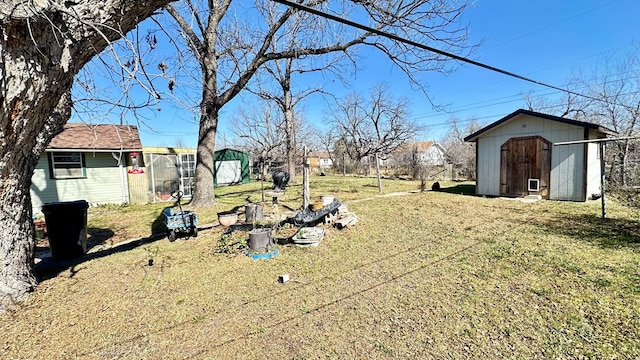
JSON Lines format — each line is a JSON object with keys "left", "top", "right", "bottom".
{"left": 162, "top": 190, "right": 198, "bottom": 241}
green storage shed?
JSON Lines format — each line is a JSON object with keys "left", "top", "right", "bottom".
{"left": 213, "top": 148, "right": 250, "bottom": 186}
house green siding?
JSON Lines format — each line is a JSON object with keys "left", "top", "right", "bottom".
{"left": 31, "top": 152, "right": 127, "bottom": 215}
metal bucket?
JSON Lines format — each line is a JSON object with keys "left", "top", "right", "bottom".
{"left": 248, "top": 227, "right": 272, "bottom": 252}
{"left": 245, "top": 203, "right": 264, "bottom": 223}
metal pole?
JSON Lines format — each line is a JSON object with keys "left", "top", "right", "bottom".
{"left": 599, "top": 141, "right": 607, "bottom": 219}
{"left": 303, "top": 146, "right": 310, "bottom": 209}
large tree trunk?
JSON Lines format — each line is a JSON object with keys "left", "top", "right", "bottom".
{"left": 191, "top": 101, "right": 218, "bottom": 206}
{"left": 281, "top": 59, "right": 297, "bottom": 184}
{"left": 190, "top": 48, "right": 219, "bottom": 206}
{"left": 0, "top": 0, "right": 171, "bottom": 308}
{"left": 0, "top": 89, "right": 71, "bottom": 308}
{"left": 284, "top": 98, "right": 297, "bottom": 184}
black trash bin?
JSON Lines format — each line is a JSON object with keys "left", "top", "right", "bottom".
{"left": 41, "top": 200, "right": 89, "bottom": 259}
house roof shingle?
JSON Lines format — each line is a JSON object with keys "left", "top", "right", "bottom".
{"left": 308, "top": 151, "right": 332, "bottom": 158}
{"left": 47, "top": 123, "right": 143, "bottom": 151}
{"left": 405, "top": 141, "right": 434, "bottom": 152}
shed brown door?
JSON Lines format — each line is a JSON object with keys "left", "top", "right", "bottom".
{"left": 500, "top": 136, "right": 551, "bottom": 198}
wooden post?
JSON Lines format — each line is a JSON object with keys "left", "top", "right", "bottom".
{"left": 600, "top": 141, "right": 607, "bottom": 219}
{"left": 261, "top": 160, "right": 265, "bottom": 203}
{"left": 149, "top": 153, "right": 156, "bottom": 203}
{"left": 303, "top": 146, "right": 310, "bottom": 209}
{"left": 375, "top": 153, "right": 382, "bottom": 193}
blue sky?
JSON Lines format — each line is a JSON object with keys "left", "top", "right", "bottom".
{"left": 73, "top": 0, "right": 640, "bottom": 148}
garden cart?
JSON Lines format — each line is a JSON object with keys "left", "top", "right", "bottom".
{"left": 162, "top": 190, "right": 198, "bottom": 241}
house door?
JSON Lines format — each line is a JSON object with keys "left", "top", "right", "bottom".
{"left": 500, "top": 136, "right": 551, "bottom": 198}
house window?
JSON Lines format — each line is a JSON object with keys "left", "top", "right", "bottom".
{"left": 49, "top": 152, "right": 86, "bottom": 179}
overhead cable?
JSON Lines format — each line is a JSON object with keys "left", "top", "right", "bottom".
{"left": 271, "top": 0, "right": 617, "bottom": 107}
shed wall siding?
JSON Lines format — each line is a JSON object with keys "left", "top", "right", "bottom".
{"left": 550, "top": 144, "right": 583, "bottom": 200}
{"left": 31, "top": 152, "right": 126, "bottom": 214}
{"left": 476, "top": 114, "right": 586, "bottom": 200}
{"left": 476, "top": 137, "right": 499, "bottom": 195}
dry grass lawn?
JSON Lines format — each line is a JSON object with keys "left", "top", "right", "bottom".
{"left": 2, "top": 176, "right": 639, "bottom": 359}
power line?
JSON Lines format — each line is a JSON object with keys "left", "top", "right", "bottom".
{"left": 401, "top": 66, "right": 640, "bottom": 127}
{"left": 477, "top": 0, "right": 621, "bottom": 53}
{"left": 271, "top": 0, "right": 619, "bottom": 108}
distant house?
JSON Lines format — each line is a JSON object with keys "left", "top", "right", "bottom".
{"left": 382, "top": 141, "right": 447, "bottom": 167}
{"left": 31, "top": 123, "right": 144, "bottom": 215}
{"left": 464, "top": 109, "right": 617, "bottom": 201}
{"left": 406, "top": 141, "right": 447, "bottom": 166}
{"left": 308, "top": 151, "right": 334, "bottom": 174}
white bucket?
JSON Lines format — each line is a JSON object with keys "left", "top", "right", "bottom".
{"left": 320, "top": 195, "right": 334, "bottom": 206}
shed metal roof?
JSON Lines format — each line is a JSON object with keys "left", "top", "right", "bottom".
{"left": 464, "top": 109, "right": 618, "bottom": 142}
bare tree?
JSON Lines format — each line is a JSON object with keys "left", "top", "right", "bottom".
{"left": 441, "top": 116, "right": 481, "bottom": 180}
{"left": 163, "top": 0, "right": 362, "bottom": 205}
{"left": 584, "top": 55, "right": 640, "bottom": 188}
{"left": 232, "top": 103, "right": 287, "bottom": 179}
{"left": 0, "top": 0, "right": 172, "bottom": 306}
{"left": 247, "top": 7, "right": 352, "bottom": 184}
{"left": 250, "top": 58, "right": 336, "bottom": 184}
{"left": 405, "top": 142, "right": 447, "bottom": 188}
{"left": 523, "top": 76, "right": 592, "bottom": 120}
{"left": 525, "top": 52, "right": 640, "bottom": 190}
{"left": 330, "top": 135, "right": 357, "bottom": 175}
{"left": 328, "top": 84, "right": 419, "bottom": 162}
{"left": 160, "top": 0, "right": 474, "bottom": 206}
{"left": 311, "top": 125, "right": 340, "bottom": 168}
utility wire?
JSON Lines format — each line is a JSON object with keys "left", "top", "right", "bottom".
{"left": 271, "top": 0, "right": 617, "bottom": 107}
{"left": 412, "top": 79, "right": 640, "bottom": 122}
{"left": 478, "top": 0, "right": 621, "bottom": 53}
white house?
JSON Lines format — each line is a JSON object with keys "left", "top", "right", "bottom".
{"left": 382, "top": 141, "right": 447, "bottom": 167}
{"left": 406, "top": 141, "right": 447, "bottom": 166}
{"left": 308, "top": 151, "right": 334, "bottom": 173}
{"left": 464, "top": 109, "right": 617, "bottom": 201}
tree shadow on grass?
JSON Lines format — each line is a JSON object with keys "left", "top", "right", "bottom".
{"left": 35, "top": 210, "right": 169, "bottom": 282}
{"left": 436, "top": 184, "right": 477, "bottom": 196}
{"left": 86, "top": 228, "right": 116, "bottom": 250}
{"left": 211, "top": 187, "right": 263, "bottom": 199}
{"left": 216, "top": 183, "right": 301, "bottom": 199}
{"left": 538, "top": 213, "right": 640, "bottom": 249}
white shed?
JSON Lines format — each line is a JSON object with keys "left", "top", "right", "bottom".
{"left": 464, "top": 109, "right": 617, "bottom": 201}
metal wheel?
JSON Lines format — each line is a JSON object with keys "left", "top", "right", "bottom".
{"left": 168, "top": 230, "right": 177, "bottom": 242}
{"left": 192, "top": 226, "right": 198, "bottom": 237}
